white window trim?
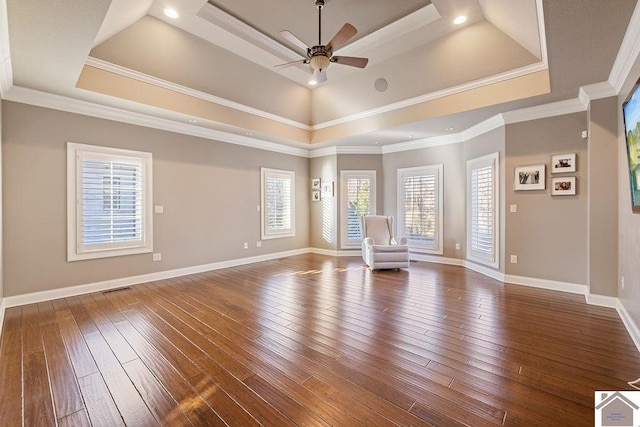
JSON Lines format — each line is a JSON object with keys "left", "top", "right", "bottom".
{"left": 67, "top": 142, "right": 153, "bottom": 261}
{"left": 340, "top": 170, "right": 376, "bottom": 249}
{"left": 261, "top": 167, "right": 296, "bottom": 240}
{"left": 466, "top": 152, "right": 500, "bottom": 269}
{"left": 397, "top": 164, "right": 444, "bottom": 255}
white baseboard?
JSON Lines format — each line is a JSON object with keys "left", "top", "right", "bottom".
{"left": 0, "top": 297, "right": 5, "bottom": 335}
{"left": 3, "top": 248, "right": 310, "bottom": 308}
{"left": 504, "top": 273, "right": 587, "bottom": 295}
{"left": 1, "top": 248, "right": 638, "bottom": 356}
{"left": 463, "top": 260, "right": 504, "bottom": 282}
{"left": 617, "top": 301, "right": 640, "bottom": 354}
{"left": 411, "top": 253, "right": 465, "bottom": 267}
{"left": 309, "top": 247, "right": 361, "bottom": 257}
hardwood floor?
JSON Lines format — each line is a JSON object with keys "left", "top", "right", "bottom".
{"left": 1, "top": 254, "right": 639, "bottom": 426}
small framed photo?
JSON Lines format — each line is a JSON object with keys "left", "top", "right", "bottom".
{"left": 551, "top": 153, "right": 576, "bottom": 173}
{"left": 311, "top": 178, "right": 321, "bottom": 190}
{"left": 321, "top": 181, "right": 334, "bottom": 197}
{"left": 514, "top": 164, "right": 546, "bottom": 191}
{"left": 551, "top": 176, "right": 576, "bottom": 196}
{"left": 311, "top": 190, "right": 321, "bottom": 202}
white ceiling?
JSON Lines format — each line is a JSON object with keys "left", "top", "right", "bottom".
{"left": 1, "top": 0, "right": 637, "bottom": 152}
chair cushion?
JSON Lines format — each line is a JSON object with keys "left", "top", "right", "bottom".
{"left": 365, "top": 216, "right": 391, "bottom": 245}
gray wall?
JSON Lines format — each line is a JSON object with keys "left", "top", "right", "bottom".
{"left": 2, "top": 101, "right": 309, "bottom": 297}
{"left": 0, "top": 100, "right": 3, "bottom": 301}
{"left": 383, "top": 143, "right": 466, "bottom": 259}
{"left": 309, "top": 155, "right": 337, "bottom": 250}
{"left": 588, "top": 97, "right": 618, "bottom": 296}
{"left": 504, "top": 113, "right": 588, "bottom": 284}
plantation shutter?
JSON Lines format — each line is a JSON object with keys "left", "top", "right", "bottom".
{"left": 466, "top": 152, "right": 499, "bottom": 268}
{"left": 345, "top": 177, "right": 371, "bottom": 242}
{"left": 261, "top": 168, "right": 295, "bottom": 239}
{"left": 402, "top": 173, "right": 437, "bottom": 245}
{"left": 470, "top": 165, "right": 494, "bottom": 255}
{"left": 266, "top": 175, "right": 292, "bottom": 232}
{"left": 78, "top": 152, "right": 145, "bottom": 252}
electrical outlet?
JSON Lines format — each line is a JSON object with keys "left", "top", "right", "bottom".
{"left": 510, "top": 204, "right": 517, "bottom": 213}
{"left": 455, "top": 243, "right": 460, "bottom": 250}
{"left": 510, "top": 255, "right": 518, "bottom": 264}
{"left": 256, "top": 241, "right": 262, "bottom": 248}
{"left": 152, "top": 253, "right": 162, "bottom": 261}
{"left": 154, "top": 205, "right": 164, "bottom": 214}
{"left": 243, "top": 242, "right": 248, "bottom": 249}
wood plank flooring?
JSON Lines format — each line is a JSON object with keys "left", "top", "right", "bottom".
{"left": 1, "top": 254, "right": 639, "bottom": 426}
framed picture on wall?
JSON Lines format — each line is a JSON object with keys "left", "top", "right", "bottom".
{"left": 551, "top": 176, "right": 576, "bottom": 195}
{"left": 311, "top": 178, "right": 321, "bottom": 190}
{"left": 551, "top": 153, "right": 576, "bottom": 173}
{"left": 514, "top": 164, "right": 546, "bottom": 191}
{"left": 321, "top": 181, "right": 334, "bottom": 197}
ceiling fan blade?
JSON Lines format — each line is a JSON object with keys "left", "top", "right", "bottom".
{"left": 332, "top": 56, "right": 369, "bottom": 68}
{"left": 279, "top": 30, "right": 310, "bottom": 51}
{"left": 326, "top": 23, "right": 357, "bottom": 51}
{"left": 316, "top": 70, "right": 328, "bottom": 83}
{"left": 274, "top": 59, "right": 307, "bottom": 69}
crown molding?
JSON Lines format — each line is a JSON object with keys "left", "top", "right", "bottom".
{"left": 502, "top": 97, "right": 586, "bottom": 125}
{"left": 579, "top": 82, "right": 617, "bottom": 105}
{"left": 312, "top": 61, "right": 548, "bottom": 131}
{"left": 460, "top": 114, "right": 506, "bottom": 141}
{"left": 535, "top": 0, "right": 549, "bottom": 66}
{"left": 86, "top": 57, "right": 313, "bottom": 132}
{"left": 309, "top": 145, "right": 383, "bottom": 158}
{"left": 4, "top": 86, "right": 311, "bottom": 158}
{"left": 608, "top": 0, "right": 640, "bottom": 94}
{"left": 0, "top": 0, "right": 12, "bottom": 97}
{"left": 382, "top": 133, "right": 463, "bottom": 154}
{"left": 335, "top": 4, "right": 440, "bottom": 59}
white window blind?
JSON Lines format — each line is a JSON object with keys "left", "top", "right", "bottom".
{"left": 261, "top": 168, "right": 295, "bottom": 239}
{"left": 67, "top": 143, "right": 153, "bottom": 261}
{"left": 340, "top": 171, "right": 376, "bottom": 248}
{"left": 397, "top": 165, "right": 443, "bottom": 254}
{"left": 467, "top": 153, "right": 499, "bottom": 268}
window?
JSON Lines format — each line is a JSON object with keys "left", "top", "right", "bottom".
{"left": 467, "top": 152, "right": 499, "bottom": 268}
{"left": 261, "top": 167, "right": 295, "bottom": 240}
{"left": 397, "top": 165, "right": 443, "bottom": 254}
{"left": 67, "top": 143, "right": 153, "bottom": 261}
{"left": 340, "top": 170, "right": 376, "bottom": 248}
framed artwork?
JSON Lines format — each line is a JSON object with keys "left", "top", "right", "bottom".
{"left": 321, "top": 181, "right": 334, "bottom": 197}
{"left": 623, "top": 78, "right": 640, "bottom": 212}
{"left": 551, "top": 176, "right": 576, "bottom": 195}
{"left": 311, "top": 178, "right": 321, "bottom": 190}
{"left": 311, "top": 190, "right": 321, "bottom": 202}
{"left": 514, "top": 164, "right": 546, "bottom": 191}
{"left": 551, "top": 153, "right": 576, "bottom": 173}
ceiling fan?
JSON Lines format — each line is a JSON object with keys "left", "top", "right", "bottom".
{"left": 275, "top": 0, "right": 369, "bottom": 84}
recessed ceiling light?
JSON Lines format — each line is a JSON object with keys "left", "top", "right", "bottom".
{"left": 408, "top": 135, "right": 414, "bottom": 139}
{"left": 309, "top": 79, "right": 318, "bottom": 86}
{"left": 164, "top": 8, "right": 179, "bottom": 19}
{"left": 188, "top": 118, "right": 198, "bottom": 123}
{"left": 453, "top": 15, "right": 467, "bottom": 25}
{"left": 245, "top": 132, "right": 253, "bottom": 136}
{"left": 374, "top": 141, "right": 380, "bottom": 145}
{"left": 446, "top": 127, "right": 454, "bottom": 131}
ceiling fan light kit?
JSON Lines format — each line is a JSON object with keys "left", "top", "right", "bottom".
{"left": 275, "top": 0, "right": 369, "bottom": 84}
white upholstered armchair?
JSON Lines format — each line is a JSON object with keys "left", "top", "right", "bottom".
{"left": 360, "top": 215, "right": 410, "bottom": 270}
